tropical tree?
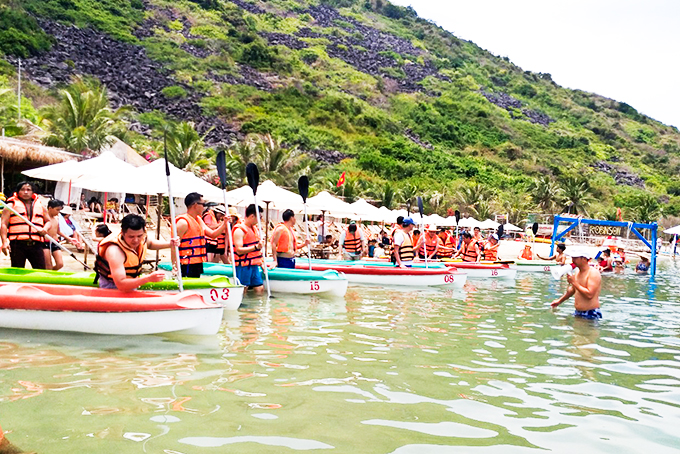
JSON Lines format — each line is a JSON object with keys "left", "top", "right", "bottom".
{"left": 633, "top": 193, "right": 662, "bottom": 223}
{"left": 226, "top": 139, "right": 257, "bottom": 186}
{"left": 456, "top": 183, "right": 494, "bottom": 217}
{"left": 560, "top": 176, "right": 595, "bottom": 215}
{"left": 530, "top": 176, "right": 563, "bottom": 213}
{"left": 399, "top": 183, "right": 418, "bottom": 211}
{"left": 42, "top": 77, "right": 129, "bottom": 153}
{"left": 369, "top": 181, "right": 398, "bottom": 209}
{"left": 164, "top": 121, "right": 211, "bottom": 173}
{"left": 499, "top": 187, "right": 532, "bottom": 225}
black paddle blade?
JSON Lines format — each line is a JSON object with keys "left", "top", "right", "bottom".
{"left": 497, "top": 224, "right": 504, "bottom": 239}
{"left": 455, "top": 210, "right": 460, "bottom": 223}
{"left": 417, "top": 196, "right": 424, "bottom": 217}
{"left": 216, "top": 150, "right": 227, "bottom": 190}
{"left": 532, "top": 222, "right": 539, "bottom": 235}
{"left": 163, "top": 132, "right": 171, "bottom": 177}
{"left": 246, "top": 163, "right": 259, "bottom": 194}
{"left": 298, "top": 176, "right": 309, "bottom": 202}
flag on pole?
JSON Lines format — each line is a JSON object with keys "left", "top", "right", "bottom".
{"left": 336, "top": 171, "right": 346, "bottom": 187}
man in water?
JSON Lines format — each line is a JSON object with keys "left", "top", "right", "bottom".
{"left": 537, "top": 243, "right": 567, "bottom": 264}
{"left": 551, "top": 247, "right": 602, "bottom": 319}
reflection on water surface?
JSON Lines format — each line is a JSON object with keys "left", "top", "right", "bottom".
{"left": 1, "top": 263, "right": 679, "bottom": 453}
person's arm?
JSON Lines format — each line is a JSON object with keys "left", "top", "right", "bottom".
{"left": 475, "top": 243, "right": 482, "bottom": 262}
{"left": 270, "top": 228, "right": 282, "bottom": 267}
{"left": 339, "top": 231, "right": 347, "bottom": 251}
{"left": 105, "top": 246, "right": 165, "bottom": 292}
{"left": 147, "top": 236, "right": 179, "bottom": 250}
{"left": 567, "top": 270, "right": 601, "bottom": 299}
{"left": 537, "top": 253, "right": 556, "bottom": 261}
{"left": 429, "top": 239, "right": 439, "bottom": 259}
{"left": 1, "top": 207, "right": 12, "bottom": 255}
{"left": 204, "top": 217, "right": 227, "bottom": 239}
{"left": 551, "top": 285, "right": 575, "bottom": 308}
{"left": 233, "top": 227, "right": 258, "bottom": 256}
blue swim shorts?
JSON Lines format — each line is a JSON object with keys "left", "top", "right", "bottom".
{"left": 277, "top": 256, "right": 296, "bottom": 269}
{"left": 574, "top": 308, "right": 602, "bottom": 319}
{"left": 236, "top": 265, "right": 264, "bottom": 288}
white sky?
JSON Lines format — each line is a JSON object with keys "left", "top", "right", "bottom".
{"left": 390, "top": 0, "right": 680, "bottom": 128}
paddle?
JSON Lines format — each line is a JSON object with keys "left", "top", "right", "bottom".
{"left": 0, "top": 199, "right": 92, "bottom": 270}
{"left": 298, "top": 176, "right": 313, "bottom": 271}
{"left": 454, "top": 209, "right": 461, "bottom": 248}
{"left": 417, "top": 196, "right": 427, "bottom": 268}
{"left": 246, "top": 162, "right": 271, "bottom": 297}
{"left": 164, "top": 133, "right": 183, "bottom": 292}
{"left": 216, "top": 150, "right": 240, "bottom": 285}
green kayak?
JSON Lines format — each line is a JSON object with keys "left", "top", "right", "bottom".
{"left": 0, "top": 267, "right": 245, "bottom": 310}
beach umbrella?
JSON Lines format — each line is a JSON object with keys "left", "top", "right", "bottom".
{"left": 663, "top": 225, "right": 680, "bottom": 235}
{"left": 306, "top": 191, "right": 356, "bottom": 218}
{"left": 23, "top": 151, "right": 137, "bottom": 183}
{"left": 479, "top": 219, "right": 500, "bottom": 229}
{"left": 458, "top": 217, "right": 481, "bottom": 228}
{"left": 225, "top": 180, "right": 304, "bottom": 211}
{"left": 350, "top": 198, "right": 383, "bottom": 222}
{"left": 503, "top": 222, "right": 522, "bottom": 232}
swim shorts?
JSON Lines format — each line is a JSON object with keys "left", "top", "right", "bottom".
{"left": 276, "top": 256, "right": 296, "bottom": 269}
{"left": 236, "top": 265, "right": 264, "bottom": 288}
{"left": 574, "top": 308, "right": 602, "bottom": 319}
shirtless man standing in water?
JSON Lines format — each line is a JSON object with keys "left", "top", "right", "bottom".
{"left": 551, "top": 248, "right": 602, "bottom": 319}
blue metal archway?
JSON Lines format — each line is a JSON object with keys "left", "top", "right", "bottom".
{"left": 550, "top": 215, "right": 658, "bottom": 276}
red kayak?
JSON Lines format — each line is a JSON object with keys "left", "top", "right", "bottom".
{"left": 0, "top": 283, "right": 224, "bottom": 335}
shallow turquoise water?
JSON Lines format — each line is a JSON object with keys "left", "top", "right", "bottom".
{"left": 1, "top": 262, "right": 679, "bottom": 453}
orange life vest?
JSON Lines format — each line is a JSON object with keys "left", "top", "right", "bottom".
{"left": 273, "top": 223, "right": 296, "bottom": 254}
{"left": 420, "top": 233, "right": 440, "bottom": 256}
{"left": 6, "top": 194, "right": 44, "bottom": 242}
{"left": 177, "top": 213, "right": 207, "bottom": 265}
{"left": 461, "top": 240, "right": 479, "bottom": 262}
{"left": 343, "top": 228, "right": 362, "bottom": 253}
{"left": 233, "top": 222, "right": 263, "bottom": 266}
{"left": 482, "top": 241, "right": 499, "bottom": 261}
{"left": 94, "top": 233, "right": 147, "bottom": 280}
{"left": 520, "top": 249, "right": 533, "bottom": 260}
{"left": 202, "top": 210, "right": 225, "bottom": 249}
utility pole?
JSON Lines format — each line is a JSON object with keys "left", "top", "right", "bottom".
{"left": 17, "top": 58, "right": 21, "bottom": 121}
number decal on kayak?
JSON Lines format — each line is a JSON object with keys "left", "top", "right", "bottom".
{"left": 491, "top": 270, "right": 498, "bottom": 276}
{"left": 310, "top": 281, "right": 320, "bottom": 291}
{"left": 544, "top": 266, "right": 551, "bottom": 272}
{"left": 221, "top": 288, "right": 230, "bottom": 300}
{"left": 209, "top": 288, "right": 230, "bottom": 301}
{"left": 210, "top": 288, "right": 219, "bottom": 301}
{"left": 444, "top": 274, "right": 455, "bottom": 283}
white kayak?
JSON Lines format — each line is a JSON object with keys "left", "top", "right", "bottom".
{"left": 512, "top": 259, "right": 559, "bottom": 273}
{"left": 0, "top": 283, "right": 224, "bottom": 335}
{"left": 158, "top": 279, "right": 245, "bottom": 310}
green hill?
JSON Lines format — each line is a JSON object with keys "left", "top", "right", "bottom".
{"left": 1, "top": 0, "right": 679, "bottom": 223}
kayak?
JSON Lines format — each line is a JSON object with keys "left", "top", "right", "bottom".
{"left": 307, "top": 258, "right": 515, "bottom": 280}
{"left": 0, "top": 267, "right": 245, "bottom": 310}
{"left": 512, "top": 259, "right": 559, "bottom": 272}
{"left": 0, "top": 282, "right": 223, "bottom": 335}
{"left": 163, "top": 263, "right": 349, "bottom": 297}
{"left": 295, "top": 262, "right": 466, "bottom": 288}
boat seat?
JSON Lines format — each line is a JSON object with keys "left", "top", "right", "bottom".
{"left": 0, "top": 283, "right": 48, "bottom": 296}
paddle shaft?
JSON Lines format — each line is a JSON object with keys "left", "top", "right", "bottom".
{"left": 165, "top": 174, "right": 184, "bottom": 292}
{"left": 253, "top": 192, "right": 271, "bottom": 297}
{"left": 221, "top": 190, "right": 239, "bottom": 285}
{"left": 304, "top": 203, "right": 312, "bottom": 270}
{"left": 0, "top": 199, "right": 91, "bottom": 270}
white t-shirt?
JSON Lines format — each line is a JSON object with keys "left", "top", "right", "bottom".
{"left": 393, "top": 230, "right": 413, "bottom": 266}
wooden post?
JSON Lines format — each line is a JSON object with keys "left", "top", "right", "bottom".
{"left": 264, "top": 201, "right": 271, "bottom": 256}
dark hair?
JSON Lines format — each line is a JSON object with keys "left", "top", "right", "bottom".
{"left": 282, "top": 209, "right": 295, "bottom": 222}
{"left": 95, "top": 224, "right": 112, "bottom": 237}
{"left": 325, "top": 234, "right": 332, "bottom": 239}
{"left": 88, "top": 197, "right": 99, "bottom": 204}
{"left": 414, "top": 229, "right": 421, "bottom": 235}
{"left": 602, "top": 249, "right": 611, "bottom": 256}
{"left": 462, "top": 231, "right": 472, "bottom": 239}
{"left": 184, "top": 192, "right": 203, "bottom": 208}
{"left": 15, "top": 181, "right": 35, "bottom": 193}
{"left": 396, "top": 216, "right": 404, "bottom": 225}
{"left": 245, "top": 204, "right": 263, "bottom": 218}
{"left": 348, "top": 224, "right": 357, "bottom": 233}
{"left": 47, "top": 199, "right": 64, "bottom": 209}
{"left": 557, "top": 243, "right": 566, "bottom": 252}
{"left": 121, "top": 214, "right": 146, "bottom": 232}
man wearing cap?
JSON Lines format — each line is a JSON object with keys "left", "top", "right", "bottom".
{"left": 393, "top": 217, "right": 416, "bottom": 268}
{"left": 551, "top": 247, "right": 602, "bottom": 319}
{"left": 340, "top": 221, "right": 366, "bottom": 261}
{"left": 417, "top": 224, "right": 441, "bottom": 260}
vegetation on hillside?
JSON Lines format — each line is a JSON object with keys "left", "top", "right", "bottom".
{"left": 0, "top": 0, "right": 679, "bottom": 225}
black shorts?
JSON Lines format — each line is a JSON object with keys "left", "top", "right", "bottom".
{"left": 206, "top": 243, "right": 219, "bottom": 254}
{"left": 215, "top": 248, "right": 225, "bottom": 255}
{"left": 180, "top": 262, "right": 204, "bottom": 278}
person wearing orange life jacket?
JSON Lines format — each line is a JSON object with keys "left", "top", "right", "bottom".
{"left": 341, "top": 221, "right": 366, "bottom": 261}
{"left": 472, "top": 226, "right": 484, "bottom": 248}
{"left": 436, "top": 228, "right": 455, "bottom": 258}
{"left": 202, "top": 203, "right": 221, "bottom": 263}
{"left": 518, "top": 244, "right": 534, "bottom": 260}
{"left": 175, "top": 192, "right": 228, "bottom": 278}
{"left": 233, "top": 204, "right": 268, "bottom": 293}
{"left": 271, "top": 209, "right": 309, "bottom": 269}
{"left": 482, "top": 234, "right": 500, "bottom": 261}
{"left": 95, "top": 214, "right": 178, "bottom": 291}
{"left": 417, "top": 224, "right": 441, "bottom": 260}
{"left": 455, "top": 231, "right": 481, "bottom": 262}
{"left": 393, "top": 217, "right": 416, "bottom": 268}
{"left": 0, "top": 181, "right": 48, "bottom": 269}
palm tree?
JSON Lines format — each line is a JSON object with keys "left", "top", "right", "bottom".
{"left": 164, "top": 121, "right": 211, "bottom": 172}
{"left": 560, "top": 176, "right": 595, "bottom": 215}
{"left": 633, "top": 194, "right": 662, "bottom": 223}
{"left": 399, "top": 183, "right": 418, "bottom": 211}
{"left": 42, "top": 77, "right": 129, "bottom": 153}
{"left": 369, "top": 182, "right": 398, "bottom": 209}
{"left": 456, "top": 183, "right": 494, "bottom": 217}
{"left": 530, "top": 176, "right": 563, "bottom": 213}
{"left": 499, "top": 188, "right": 532, "bottom": 225}
{"left": 226, "top": 139, "right": 257, "bottom": 186}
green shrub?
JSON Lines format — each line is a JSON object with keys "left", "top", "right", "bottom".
{"left": 238, "top": 41, "right": 276, "bottom": 69}
{"left": 0, "top": 7, "right": 52, "bottom": 57}
{"left": 161, "top": 85, "right": 188, "bottom": 99}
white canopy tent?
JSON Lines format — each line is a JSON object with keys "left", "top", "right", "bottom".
{"left": 23, "top": 151, "right": 138, "bottom": 184}
{"left": 458, "top": 217, "right": 481, "bottom": 228}
{"left": 378, "top": 206, "right": 398, "bottom": 224}
{"left": 503, "top": 222, "right": 523, "bottom": 232}
{"left": 424, "top": 213, "right": 449, "bottom": 226}
{"left": 306, "top": 191, "right": 356, "bottom": 218}
{"left": 663, "top": 225, "right": 680, "bottom": 235}
{"left": 224, "top": 180, "right": 304, "bottom": 211}
{"left": 443, "top": 216, "right": 459, "bottom": 227}
{"left": 479, "top": 219, "right": 500, "bottom": 229}
{"left": 350, "top": 199, "right": 383, "bottom": 222}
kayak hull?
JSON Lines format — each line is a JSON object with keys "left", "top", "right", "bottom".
{"left": 440, "top": 262, "right": 517, "bottom": 279}
{"left": 196, "top": 263, "right": 349, "bottom": 297}
{"left": 512, "top": 260, "right": 558, "bottom": 273}
{"left": 297, "top": 263, "right": 466, "bottom": 288}
{"left": 0, "top": 267, "right": 245, "bottom": 310}
{"left": 0, "top": 283, "right": 224, "bottom": 335}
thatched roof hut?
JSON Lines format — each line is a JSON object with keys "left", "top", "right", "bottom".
{"left": 0, "top": 136, "right": 80, "bottom": 165}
